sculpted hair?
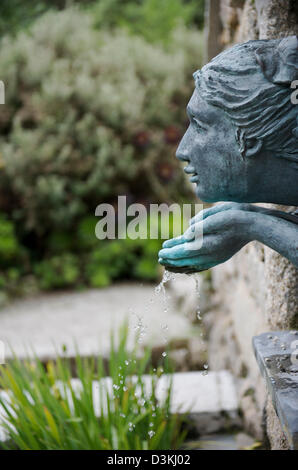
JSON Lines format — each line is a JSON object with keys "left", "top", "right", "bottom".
{"left": 194, "top": 37, "right": 298, "bottom": 163}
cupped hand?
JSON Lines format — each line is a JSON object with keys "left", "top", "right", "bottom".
{"left": 158, "top": 209, "right": 252, "bottom": 273}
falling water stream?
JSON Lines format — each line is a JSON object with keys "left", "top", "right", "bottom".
{"left": 118, "top": 268, "right": 208, "bottom": 435}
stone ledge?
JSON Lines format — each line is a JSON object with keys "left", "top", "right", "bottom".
{"left": 253, "top": 331, "right": 298, "bottom": 450}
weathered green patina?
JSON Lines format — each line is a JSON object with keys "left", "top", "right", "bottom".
{"left": 159, "top": 36, "right": 298, "bottom": 272}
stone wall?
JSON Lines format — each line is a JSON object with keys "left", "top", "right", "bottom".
{"left": 203, "top": 0, "right": 298, "bottom": 449}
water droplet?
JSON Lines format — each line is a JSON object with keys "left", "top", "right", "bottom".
{"left": 155, "top": 270, "right": 174, "bottom": 299}
{"left": 138, "top": 398, "right": 146, "bottom": 407}
{"left": 133, "top": 314, "right": 148, "bottom": 344}
{"left": 128, "top": 422, "right": 135, "bottom": 432}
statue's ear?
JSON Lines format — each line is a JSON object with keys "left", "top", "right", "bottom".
{"left": 245, "top": 138, "right": 263, "bottom": 157}
{"left": 255, "top": 36, "right": 298, "bottom": 85}
{"left": 236, "top": 128, "right": 262, "bottom": 158}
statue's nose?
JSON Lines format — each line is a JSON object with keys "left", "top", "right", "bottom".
{"left": 176, "top": 125, "right": 192, "bottom": 162}
{"left": 176, "top": 133, "right": 190, "bottom": 162}
{"left": 176, "top": 148, "right": 189, "bottom": 162}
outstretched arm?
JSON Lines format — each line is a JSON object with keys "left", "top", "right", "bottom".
{"left": 250, "top": 211, "right": 298, "bottom": 268}
{"left": 158, "top": 206, "right": 298, "bottom": 273}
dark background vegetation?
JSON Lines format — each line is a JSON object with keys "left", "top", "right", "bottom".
{"left": 0, "top": 0, "right": 205, "bottom": 38}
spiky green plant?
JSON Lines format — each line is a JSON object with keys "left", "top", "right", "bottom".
{"left": 0, "top": 322, "right": 187, "bottom": 450}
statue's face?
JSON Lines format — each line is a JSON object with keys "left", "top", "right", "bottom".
{"left": 176, "top": 88, "right": 250, "bottom": 202}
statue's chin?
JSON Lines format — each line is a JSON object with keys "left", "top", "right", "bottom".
{"left": 195, "top": 186, "right": 218, "bottom": 203}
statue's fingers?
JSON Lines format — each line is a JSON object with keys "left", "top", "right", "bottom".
{"left": 162, "top": 235, "right": 186, "bottom": 248}
{"left": 183, "top": 233, "right": 219, "bottom": 256}
{"left": 190, "top": 203, "right": 238, "bottom": 226}
{"left": 190, "top": 206, "right": 215, "bottom": 225}
{"left": 160, "top": 231, "right": 219, "bottom": 260}
{"left": 159, "top": 243, "right": 200, "bottom": 260}
{"left": 162, "top": 224, "right": 198, "bottom": 248}
{"left": 162, "top": 265, "right": 207, "bottom": 274}
{"left": 159, "top": 255, "right": 213, "bottom": 269}
{"left": 159, "top": 246, "right": 186, "bottom": 260}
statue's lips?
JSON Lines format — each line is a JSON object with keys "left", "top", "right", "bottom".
{"left": 189, "top": 174, "right": 199, "bottom": 183}
{"left": 184, "top": 165, "right": 199, "bottom": 183}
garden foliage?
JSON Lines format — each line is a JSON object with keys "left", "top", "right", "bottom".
{"left": 0, "top": 322, "right": 187, "bottom": 450}
{"left": 0, "top": 7, "right": 203, "bottom": 296}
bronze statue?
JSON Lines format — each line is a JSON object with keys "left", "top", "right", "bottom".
{"left": 159, "top": 36, "right": 298, "bottom": 272}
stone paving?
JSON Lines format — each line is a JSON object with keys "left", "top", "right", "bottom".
{"left": 0, "top": 283, "right": 197, "bottom": 361}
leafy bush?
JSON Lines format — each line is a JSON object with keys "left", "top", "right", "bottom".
{"left": 90, "top": 0, "right": 199, "bottom": 44}
{"left": 85, "top": 238, "right": 162, "bottom": 287}
{"left": 0, "top": 322, "right": 187, "bottom": 450}
{"left": 86, "top": 240, "right": 134, "bottom": 286}
{"left": 0, "top": 8, "right": 201, "bottom": 239}
{"left": 0, "top": 7, "right": 203, "bottom": 295}
{"left": 0, "top": 0, "right": 205, "bottom": 40}
{"left": 0, "top": 214, "right": 25, "bottom": 303}
{"left": 0, "top": 214, "right": 20, "bottom": 266}
{"left": 34, "top": 254, "right": 80, "bottom": 290}
{"left": 0, "top": 0, "right": 54, "bottom": 38}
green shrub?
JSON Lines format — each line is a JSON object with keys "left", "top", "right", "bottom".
{"left": 0, "top": 0, "right": 55, "bottom": 38}
{"left": 76, "top": 216, "right": 98, "bottom": 250}
{"left": 0, "top": 0, "right": 205, "bottom": 40}
{"left": 132, "top": 238, "right": 161, "bottom": 281}
{"left": 90, "top": 0, "right": 199, "bottom": 44}
{"left": 0, "top": 7, "right": 203, "bottom": 295}
{"left": 0, "top": 214, "right": 20, "bottom": 266}
{"left": 34, "top": 253, "right": 80, "bottom": 290}
{"left": 0, "top": 8, "right": 201, "bottom": 242}
{"left": 0, "top": 322, "right": 187, "bottom": 450}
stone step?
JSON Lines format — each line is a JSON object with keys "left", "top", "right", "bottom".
{"left": 0, "top": 370, "right": 240, "bottom": 443}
